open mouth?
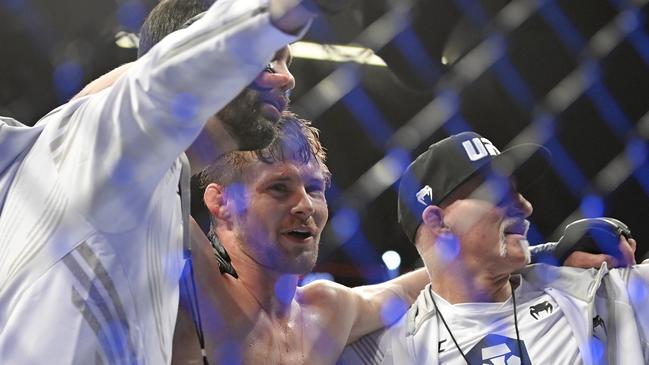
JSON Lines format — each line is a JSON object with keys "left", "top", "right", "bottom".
{"left": 284, "top": 229, "right": 314, "bottom": 240}
{"left": 500, "top": 219, "right": 532, "bottom": 262}
{"left": 503, "top": 218, "right": 530, "bottom": 236}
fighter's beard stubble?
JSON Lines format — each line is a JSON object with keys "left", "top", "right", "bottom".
{"left": 217, "top": 88, "right": 278, "bottom": 151}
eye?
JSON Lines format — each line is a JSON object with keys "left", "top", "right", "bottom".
{"left": 306, "top": 183, "right": 325, "bottom": 195}
{"left": 268, "top": 183, "right": 289, "bottom": 193}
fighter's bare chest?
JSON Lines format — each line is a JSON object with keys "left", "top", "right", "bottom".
{"left": 233, "top": 309, "right": 343, "bottom": 365}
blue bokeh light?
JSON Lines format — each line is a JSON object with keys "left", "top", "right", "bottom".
{"left": 331, "top": 207, "right": 360, "bottom": 243}
{"left": 587, "top": 81, "right": 634, "bottom": 138}
{"left": 380, "top": 295, "right": 408, "bottom": 326}
{"left": 117, "top": 0, "right": 147, "bottom": 32}
{"left": 453, "top": 0, "right": 488, "bottom": 26}
{"left": 626, "top": 138, "right": 648, "bottom": 167}
{"left": 299, "top": 272, "right": 334, "bottom": 286}
{"left": 393, "top": 27, "right": 439, "bottom": 86}
{"left": 628, "top": 274, "right": 648, "bottom": 306}
{"left": 53, "top": 61, "right": 83, "bottom": 101}
{"left": 546, "top": 137, "right": 589, "bottom": 197}
{"left": 436, "top": 232, "right": 461, "bottom": 262}
{"left": 386, "top": 147, "right": 411, "bottom": 177}
{"left": 217, "top": 339, "right": 242, "bottom": 364}
{"left": 274, "top": 274, "right": 296, "bottom": 305}
{"left": 588, "top": 337, "right": 605, "bottom": 363}
{"left": 444, "top": 114, "right": 473, "bottom": 136}
{"left": 110, "top": 161, "right": 135, "bottom": 187}
{"left": 342, "top": 87, "right": 393, "bottom": 147}
{"left": 493, "top": 56, "right": 535, "bottom": 110}
{"left": 619, "top": 9, "right": 640, "bottom": 34}
{"left": 227, "top": 182, "right": 248, "bottom": 216}
{"left": 171, "top": 93, "right": 199, "bottom": 121}
{"left": 539, "top": 0, "right": 585, "bottom": 54}
{"left": 580, "top": 194, "right": 604, "bottom": 218}
{"left": 627, "top": 19, "right": 649, "bottom": 66}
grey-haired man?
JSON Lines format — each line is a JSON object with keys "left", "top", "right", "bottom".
{"left": 341, "top": 132, "right": 647, "bottom": 364}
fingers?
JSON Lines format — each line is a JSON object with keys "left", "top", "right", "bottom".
{"left": 617, "top": 237, "right": 636, "bottom": 266}
{"left": 628, "top": 237, "right": 637, "bottom": 253}
{"left": 269, "top": 0, "right": 317, "bottom": 34}
{"left": 564, "top": 251, "right": 614, "bottom": 269}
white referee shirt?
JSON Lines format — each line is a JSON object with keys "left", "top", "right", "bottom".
{"left": 0, "top": 0, "right": 303, "bottom": 363}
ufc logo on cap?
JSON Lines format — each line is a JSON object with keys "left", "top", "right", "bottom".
{"left": 462, "top": 137, "right": 500, "bottom": 161}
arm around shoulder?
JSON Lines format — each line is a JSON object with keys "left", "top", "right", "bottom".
{"left": 346, "top": 268, "right": 429, "bottom": 343}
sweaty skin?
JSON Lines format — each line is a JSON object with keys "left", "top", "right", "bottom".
{"left": 172, "top": 160, "right": 428, "bottom": 364}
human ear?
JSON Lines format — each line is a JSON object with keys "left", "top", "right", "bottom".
{"left": 203, "top": 183, "right": 230, "bottom": 221}
{"left": 422, "top": 205, "right": 446, "bottom": 233}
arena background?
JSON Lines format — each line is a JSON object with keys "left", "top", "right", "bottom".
{"left": 2, "top": 0, "right": 649, "bottom": 287}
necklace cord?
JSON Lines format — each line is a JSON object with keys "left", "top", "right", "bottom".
{"left": 512, "top": 284, "right": 524, "bottom": 365}
{"left": 430, "top": 286, "right": 470, "bottom": 363}
{"left": 187, "top": 257, "right": 210, "bottom": 365}
{"left": 179, "top": 154, "right": 209, "bottom": 365}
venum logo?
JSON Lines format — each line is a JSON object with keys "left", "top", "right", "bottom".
{"left": 529, "top": 301, "right": 553, "bottom": 320}
{"left": 416, "top": 185, "right": 433, "bottom": 206}
{"left": 462, "top": 137, "right": 501, "bottom": 161}
{"left": 466, "top": 334, "right": 530, "bottom": 365}
{"left": 593, "top": 315, "right": 607, "bottom": 335}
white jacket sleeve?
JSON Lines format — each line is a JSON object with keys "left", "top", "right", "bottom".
{"left": 626, "top": 264, "right": 649, "bottom": 358}
{"left": 47, "top": 0, "right": 303, "bottom": 232}
{"left": 602, "top": 263, "right": 649, "bottom": 363}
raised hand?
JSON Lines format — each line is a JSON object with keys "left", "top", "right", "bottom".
{"left": 269, "top": 0, "right": 354, "bottom": 33}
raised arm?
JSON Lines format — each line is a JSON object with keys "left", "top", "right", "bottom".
{"left": 71, "top": 63, "right": 133, "bottom": 100}
{"left": 52, "top": 0, "right": 308, "bottom": 232}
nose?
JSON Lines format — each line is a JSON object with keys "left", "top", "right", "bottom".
{"left": 291, "top": 189, "right": 315, "bottom": 221}
{"left": 507, "top": 193, "right": 533, "bottom": 218}
{"left": 252, "top": 64, "right": 295, "bottom": 93}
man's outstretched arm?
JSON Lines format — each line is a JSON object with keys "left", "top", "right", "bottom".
{"left": 346, "top": 268, "right": 429, "bottom": 343}
{"left": 303, "top": 267, "right": 429, "bottom": 345}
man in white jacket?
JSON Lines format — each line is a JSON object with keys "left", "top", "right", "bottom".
{"left": 0, "top": 0, "right": 346, "bottom": 363}
{"left": 340, "top": 131, "right": 647, "bottom": 364}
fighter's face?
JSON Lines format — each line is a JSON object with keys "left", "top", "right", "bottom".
{"left": 228, "top": 159, "right": 328, "bottom": 274}
{"left": 216, "top": 46, "right": 295, "bottom": 151}
{"left": 442, "top": 176, "right": 533, "bottom": 273}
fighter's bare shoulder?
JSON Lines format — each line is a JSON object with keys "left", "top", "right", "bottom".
{"left": 298, "top": 279, "right": 358, "bottom": 311}
{"left": 296, "top": 280, "right": 359, "bottom": 330}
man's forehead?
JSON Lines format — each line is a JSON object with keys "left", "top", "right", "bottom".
{"left": 245, "top": 159, "right": 325, "bottom": 182}
{"left": 445, "top": 173, "right": 519, "bottom": 205}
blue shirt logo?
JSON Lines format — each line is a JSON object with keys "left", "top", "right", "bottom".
{"left": 465, "top": 334, "right": 531, "bottom": 365}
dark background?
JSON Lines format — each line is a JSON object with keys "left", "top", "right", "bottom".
{"left": 2, "top": 0, "right": 649, "bottom": 286}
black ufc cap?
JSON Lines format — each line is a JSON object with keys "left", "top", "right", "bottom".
{"left": 398, "top": 131, "right": 551, "bottom": 243}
